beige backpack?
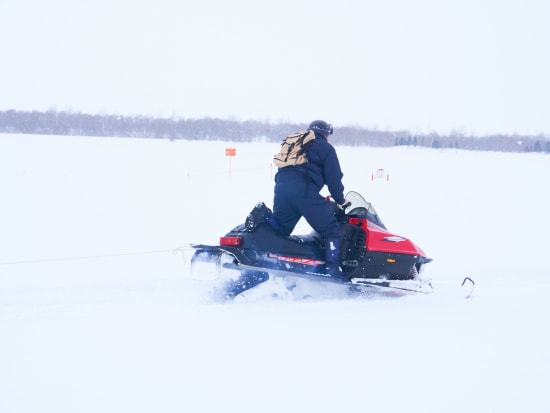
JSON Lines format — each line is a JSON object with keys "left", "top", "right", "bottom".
{"left": 273, "top": 130, "right": 315, "bottom": 168}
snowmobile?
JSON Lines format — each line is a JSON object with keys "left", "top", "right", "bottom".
{"left": 191, "top": 191, "right": 433, "bottom": 301}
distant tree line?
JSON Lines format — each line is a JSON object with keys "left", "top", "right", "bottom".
{"left": 1, "top": 109, "right": 548, "bottom": 153}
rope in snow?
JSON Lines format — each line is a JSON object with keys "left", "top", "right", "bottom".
{"left": 0, "top": 246, "right": 193, "bottom": 266}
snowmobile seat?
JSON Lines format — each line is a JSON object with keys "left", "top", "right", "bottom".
{"left": 242, "top": 223, "right": 324, "bottom": 257}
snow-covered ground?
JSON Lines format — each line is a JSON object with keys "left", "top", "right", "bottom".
{"left": 1, "top": 133, "right": 549, "bottom": 412}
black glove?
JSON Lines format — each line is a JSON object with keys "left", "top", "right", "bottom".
{"left": 337, "top": 201, "right": 351, "bottom": 210}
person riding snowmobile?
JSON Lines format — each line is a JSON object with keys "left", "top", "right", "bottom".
{"left": 268, "top": 120, "right": 347, "bottom": 277}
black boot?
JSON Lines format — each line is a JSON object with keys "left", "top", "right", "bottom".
{"left": 324, "top": 262, "right": 342, "bottom": 277}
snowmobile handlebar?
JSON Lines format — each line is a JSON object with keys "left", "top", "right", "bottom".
{"left": 338, "top": 201, "right": 351, "bottom": 210}
{"left": 325, "top": 195, "right": 351, "bottom": 211}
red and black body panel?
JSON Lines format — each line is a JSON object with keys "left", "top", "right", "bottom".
{"left": 343, "top": 216, "right": 431, "bottom": 280}
{"left": 194, "top": 211, "right": 430, "bottom": 281}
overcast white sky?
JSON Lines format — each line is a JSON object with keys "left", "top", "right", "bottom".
{"left": 1, "top": 0, "right": 549, "bottom": 135}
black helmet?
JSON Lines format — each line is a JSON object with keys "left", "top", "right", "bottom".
{"left": 308, "top": 120, "right": 333, "bottom": 136}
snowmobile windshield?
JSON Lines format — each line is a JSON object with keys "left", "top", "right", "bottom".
{"left": 344, "top": 191, "right": 387, "bottom": 229}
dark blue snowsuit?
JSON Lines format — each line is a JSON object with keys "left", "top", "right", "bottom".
{"left": 269, "top": 131, "right": 345, "bottom": 269}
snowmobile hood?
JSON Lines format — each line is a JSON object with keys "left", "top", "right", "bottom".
{"left": 365, "top": 220, "right": 429, "bottom": 257}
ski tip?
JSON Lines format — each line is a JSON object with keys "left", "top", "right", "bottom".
{"left": 461, "top": 277, "right": 476, "bottom": 299}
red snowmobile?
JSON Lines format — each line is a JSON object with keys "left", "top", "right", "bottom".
{"left": 191, "top": 191, "right": 433, "bottom": 301}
